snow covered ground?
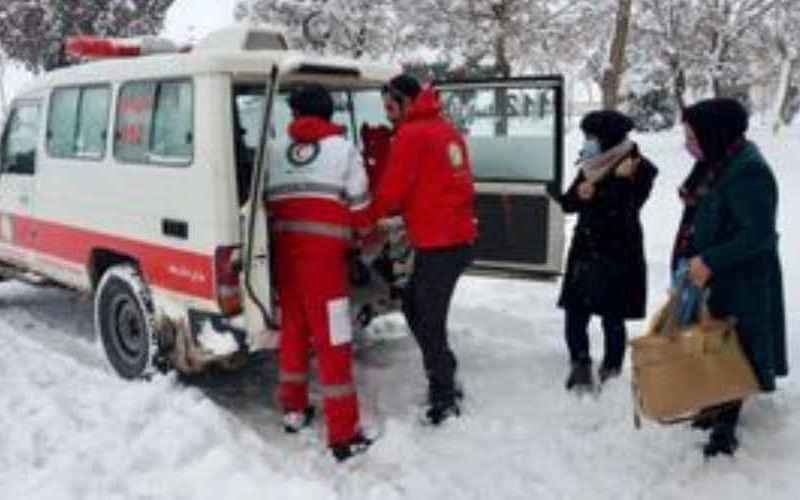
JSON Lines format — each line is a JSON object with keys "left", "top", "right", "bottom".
{"left": 1, "top": 124, "right": 797, "bottom": 500}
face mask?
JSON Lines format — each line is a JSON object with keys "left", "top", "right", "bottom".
{"left": 685, "top": 141, "right": 704, "bottom": 160}
{"left": 579, "top": 139, "right": 602, "bottom": 161}
{"left": 578, "top": 139, "right": 602, "bottom": 161}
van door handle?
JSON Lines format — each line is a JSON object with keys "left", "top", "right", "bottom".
{"left": 162, "top": 219, "right": 188, "bottom": 239}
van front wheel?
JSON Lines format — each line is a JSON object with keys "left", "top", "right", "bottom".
{"left": 94, "top": 265, "right": 157, "bottom": 379}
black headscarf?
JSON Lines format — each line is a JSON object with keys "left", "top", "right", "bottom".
{"left": 580, "top": 110, "right": 635, "bottom": 152}
{"left": 682, "top": 98, "right": 749, "bottom": 163}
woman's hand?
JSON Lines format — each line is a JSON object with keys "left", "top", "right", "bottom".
{"left": 688, "top": 256, "right": 712, "bottom": 287}
{"left": 615, "top": 157, "right": 639, "bottom": 178}
{"left": 577, "top": 181, "right": 595, "bottom": 200}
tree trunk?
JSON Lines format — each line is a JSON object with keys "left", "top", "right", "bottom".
{"left": 0, "top": 54, "right": 7, "bottom": 120}
{"left": 670, "top": 60, "right": 687, "bottom": 110}
{"left": 601, "top": 0, "right": 633, "bottom": 110}
{"left": 772, "top": 55, "right": 798, "bottom": 133}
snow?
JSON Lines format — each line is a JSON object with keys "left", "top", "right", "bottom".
{"left": 1, "top": 124, "right": 798, "bottom": 499}
{"left": 197, "top": 321, "right": 239, "bottom": 357}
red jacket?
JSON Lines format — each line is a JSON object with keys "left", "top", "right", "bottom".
{"left": 367, "top": 87, "right": 477, "bottom": 249}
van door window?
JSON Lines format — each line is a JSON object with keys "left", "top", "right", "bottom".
{"left": 440, "top": 86, "right": 557, "bottom": 183}
{"left": 47, "top": 85, "right": 110, "bottom": 160}
{"left": 152, "top": 81, "right": 193, "bottom": 162}
{"left": 77, "top": 87, "right": 111, "bottom": 158}
{"left": 350, "top": 90, "right": 390, "bottom": 143}
{"left": 115, "top": 79, "right": 193, "bottom": 166}
{"left": 1, "top": 102, "right": 41, "bottom": 175}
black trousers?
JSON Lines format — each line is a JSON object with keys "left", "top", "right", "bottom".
{"left": 402, "top": 244, "right": 473, "bottom": 406}
{"left": 565, "top": 307, "right": 627, "bottom": 369}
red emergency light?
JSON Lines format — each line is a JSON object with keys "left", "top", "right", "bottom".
{"left": 65, "top": 35, "right": 185, "bottom": 59}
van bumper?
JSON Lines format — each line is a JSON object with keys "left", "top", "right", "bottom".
{"left": 166, "top": 309, "right": 249, "bottom": 373}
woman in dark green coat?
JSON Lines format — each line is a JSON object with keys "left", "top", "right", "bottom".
{"left": 675, "top": 98, "right": 788, "bottom": 458}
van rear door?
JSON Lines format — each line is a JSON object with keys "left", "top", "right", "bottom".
{"left": 239, "top": 68, "right": 279, "bottom": 349}
{"left": 436, "top": 76, "right": 566, "bottom": 278}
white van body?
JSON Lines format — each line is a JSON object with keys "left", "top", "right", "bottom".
{"left": 0, "top": 27, "right": 566, "bottom": 378}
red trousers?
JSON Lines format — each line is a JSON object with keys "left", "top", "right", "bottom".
{"left": 274, "top": 233, "right": 359, "bottom": 446}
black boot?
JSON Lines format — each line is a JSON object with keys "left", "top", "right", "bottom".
{"left": 702, "top": 401, "right": 742, "bottom": 458}
{"left": 331, "top": 433, "right": 373, "bottom": 462}
{"left": 566, "top": 361, "right": 594, "bottom": 391}
{"left": 598, "top": 363, "right": 621, "bottom": 384}
{"left": 425, "top": 400, "right": 461, "bottom": 425}
{"left": 703, "top": 426, "right": 739, "bottom": 458}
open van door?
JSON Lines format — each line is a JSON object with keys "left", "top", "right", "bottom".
{"left": 240, "top": 67, "right": 279, "bottom": 350}
{"left": 436, "top": 76, "right": 565, "bottom": 278}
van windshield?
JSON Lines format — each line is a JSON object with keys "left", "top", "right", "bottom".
{"left": 232, "top": 83, "right": 387, "bottom": 204}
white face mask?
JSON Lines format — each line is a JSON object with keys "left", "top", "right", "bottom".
{"left": 579, "top": 139, "right": 602, "bottom": 161}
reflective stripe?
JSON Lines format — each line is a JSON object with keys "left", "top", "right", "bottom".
{"left": 267, "top": 182, "right": 347, "bottom": 200}
{"left": 280, "top": 371, "right": 308, "bottom": 384}
{"left": 322, "top": 382, "right": 356, "bottom": 399}
{"left": 273, "top": 220, "right": 352, "bottom": 240}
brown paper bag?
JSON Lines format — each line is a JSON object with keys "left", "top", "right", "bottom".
{"left": 630, "top": 298, "right": 760, "bottom": 425}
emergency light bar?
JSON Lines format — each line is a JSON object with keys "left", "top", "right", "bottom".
{"left": 65, "top": 35, "right": 183, "bottom": 59}
{"left": 64, "top": 27, "right": 288, "bottom": 61}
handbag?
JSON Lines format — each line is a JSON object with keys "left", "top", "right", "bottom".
{"left": 630, "top": 281, "right": 760, "bottom": 427}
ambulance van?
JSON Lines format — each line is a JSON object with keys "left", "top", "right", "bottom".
{"left": 0, "top": 26, "right": 566, "bottom": 379}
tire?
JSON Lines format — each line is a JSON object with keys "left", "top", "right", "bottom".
{"left": 94, "top": 265, "right": 157, "bottom": 379}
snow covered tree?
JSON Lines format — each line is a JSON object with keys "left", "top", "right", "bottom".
{"left": 234, "top": 0, "right": 402, "bottom": 58}
{"left": 400, "top": 0, "right": 594, "bottom": 77}
{"left": 632, "top": 0, "right": 786, "bottom": 123}
{"left": 0, "top": 0, "right": 176, "bottom": 72}
{"left": 761, "top": 0, "right": 800, "bottom": 131}
{"left": 692, "top": 0, "right": 779, "bottom": 98}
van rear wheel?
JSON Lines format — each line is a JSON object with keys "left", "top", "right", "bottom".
{"left": 95, "top": 265, "right": 157, "bottom": 379}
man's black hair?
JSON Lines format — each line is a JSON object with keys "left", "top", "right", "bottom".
{"left": 382, "top": 74, "right": 422, "bottom": 103}
{"left": 288, "top": 84, "right": 334, "bottom": 120}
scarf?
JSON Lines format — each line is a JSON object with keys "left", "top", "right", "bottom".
{"left": 670, "top": 138, "right": 745, "bottom": 270}
{"left": 578, "top": 139, "right": 636, "bottom": 183}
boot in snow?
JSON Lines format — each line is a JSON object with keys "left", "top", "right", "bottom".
{"left": 283, "top": 406, "right": 315, "bottom": 434}
{"left": 566, "top": 362, "right": 594, "bottom": 391}
{"left": 331, "top": 432, "right": 373, "bottom": 462}
{"left": 703, "top": 427, "right": 739, "bottom": 458}
{"left": 424, "top": 400, "right": 461, "bottom": 426}
{"left": 598, "top": 364, "right": 621, "bottom": 384}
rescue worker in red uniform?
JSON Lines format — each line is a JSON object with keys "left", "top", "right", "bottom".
{"left": 365, "top": 74, "right": 477, "bottom": 425}
{"left": 266, "top": 85, "right": 371, "bottom": 461}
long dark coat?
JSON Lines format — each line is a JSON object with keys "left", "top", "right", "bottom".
{"left": 557, "top": 148, "right": 658, "bottom": 319}
{"left": 685, "top": 141, "right": 788, "bottom": 391}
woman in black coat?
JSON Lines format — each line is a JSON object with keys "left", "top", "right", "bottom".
{"left": 557, "top": 110, "right": 658, "bottom": 391}
{"left": 675, "top": 98, "right": 787, "bottom": 458}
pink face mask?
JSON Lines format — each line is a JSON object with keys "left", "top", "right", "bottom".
{"left": 685, "top": 141, "right": 704, "bottom": 160}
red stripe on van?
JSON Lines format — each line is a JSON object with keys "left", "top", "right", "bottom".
{"left": 6, "top": 213, "right": 215, "bottom": 300}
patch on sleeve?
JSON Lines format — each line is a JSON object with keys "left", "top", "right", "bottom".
{"left": 448, "top": 142, "right": 464, "bottom": 169}
{"left": 327, "top": 297, "right": 353, "bottom": 346}
{"left": 287, "top": 142, "right": 320, "bottom": 168}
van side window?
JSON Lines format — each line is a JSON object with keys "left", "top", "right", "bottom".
{"left": 1, "top": 102, "right": 41, "bottom": 175}
{"left": 47, "top": 86, "right": 111, "bottom": 159}
{"left": 115, "top": 79, "right": 193, "bottom": 166}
